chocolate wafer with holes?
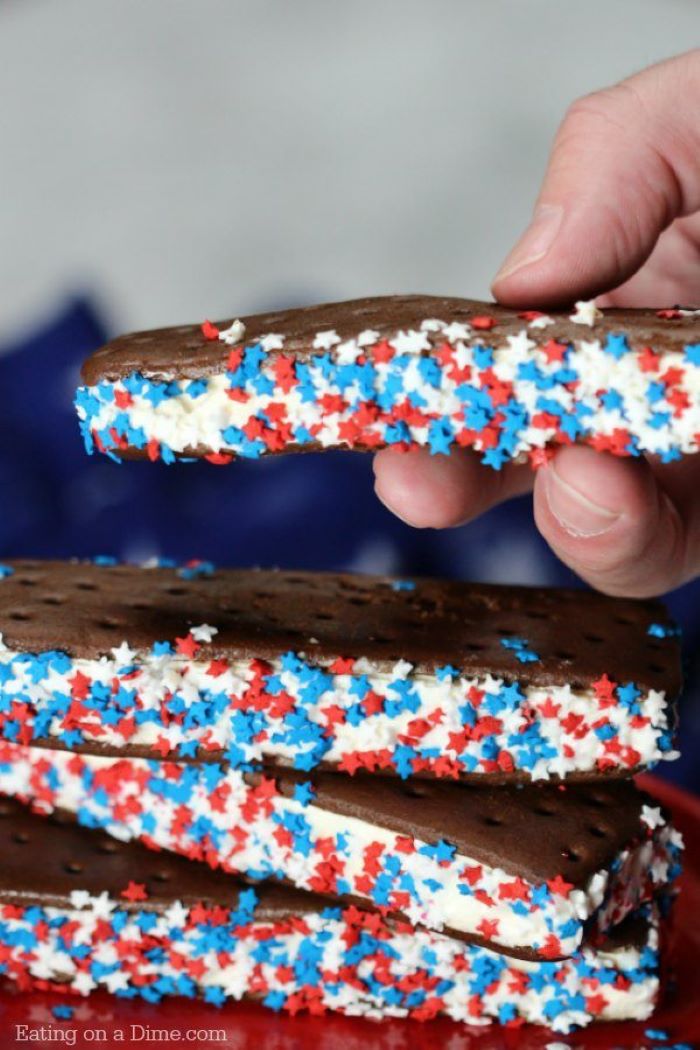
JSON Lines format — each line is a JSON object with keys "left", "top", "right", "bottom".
{"left": 74, "top": 294, "right": 700, "bottom": 466}
{"left": 0, "top": 560, "right": 681, "bottom": 782}
{"left": 0, "top": 797, "right": 667, "bottom": 1030}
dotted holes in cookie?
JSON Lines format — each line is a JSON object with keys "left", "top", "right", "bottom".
{"left": 97, "top": 618, "right": 125, "bottom": 631}
{"left": 63, "top": 861, "right": 84, "bottom": 875}
{"left": 96, "top": 840, "right": 120, "bottom": 854}
{"left": 583, "top": 793, "right": 610, "bottom": 809}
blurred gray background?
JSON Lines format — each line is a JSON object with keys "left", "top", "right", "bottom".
{"left": 1, "top": 0, "right": 698, "bottom": 337}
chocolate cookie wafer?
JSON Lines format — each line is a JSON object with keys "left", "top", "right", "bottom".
{"left": 0, "top": 797, "right": 665, "bottom": 1031}
{"left": 0, "top": 561, "right": 681, "bottom": 782}
{"left": 0, "top": 740, "right": 682, "bottom": 961}
{"left": 74, "top": 295, "right": 700, "bottom": 466}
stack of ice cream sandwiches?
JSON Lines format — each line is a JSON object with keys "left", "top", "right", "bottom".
{"left": 0, "top": 559, "right": 684, "bottom": 1033}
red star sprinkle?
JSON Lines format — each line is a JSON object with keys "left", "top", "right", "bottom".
{"left": 329, "top": 657, "right": 355, "bottom": 674}
{"left": 461, "top": 865, "right": 483, "bottom": 886}
{"left": 371, "top": 340, "right": 395, "bottom": 363}
{"left": 477, "top": 918, "right": 499, "bottom": 939}
{"left": 121, "top": 881, "right": 148, "bottom": 902}
{"left": 585, "top": 993, "right": 608, "bottom": 1015}
{"left": 69, "top": 671, "right": 92, "bottom": 700}
{"left": 206, "top": 660, "right": 230, "bottom": 677}
{"left": 151, "top": 736, "right": 173, "bottom": 758}
{"left": 547, "top": 874, "right": 574, "bottom": 896}
{"left": 540, "top": 935, "right": 562, "bottom": 959}
{"left": 498, "top": 877, "right": 530, "bottom": 902}
{"left": 201, "top": 320, "right": 220, "bottom": 340}
{"left": 470, "top": 315, "right": 497, "bottom": 330}
{"left": 175, "top": 634, "right": 200, "bottom": 658}
{"left": 638, "top": 346, "right": 661, "bottom": 372}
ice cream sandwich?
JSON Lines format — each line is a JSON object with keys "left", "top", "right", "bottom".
{"left": 0, "top": 741, "right": 681, "bottom": 961}
{"left": 74, "top": 295, "right": 700, "bottom": 467}
{"left": 0, "top": 561, "right": 681, "bottom": 782}
{"left": 0, "top": 797, "right": 667, "bottom": 1032}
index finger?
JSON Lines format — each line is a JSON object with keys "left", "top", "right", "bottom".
{"left": 373, "top": 446, "right": 533, "bottom": 529}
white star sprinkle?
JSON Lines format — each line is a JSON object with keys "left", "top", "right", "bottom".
{"left": 390, "top": 329, "right": 431, "bottom": 353}
{"left": 218, "top": 319, "right": 247, "bottom": 345}
{"left": 569, "top": 300, "right": 603, "bottom": 326}
{"left": 336, "top": 340, "right": 362, "bottom": 365}
{"left": 90, "top": 891, "right": 118, "bottom": 918}
{"left": 528, "top": 313, "right": 555, "bottom": 329}
{"left": 506, "top": 330, "right": 537, "bottom": 358}
{"left": 111, "top": 641, "right": 137, "bottom": 665}
{"left": 641, "top": 804, "right": 664, "bottom": 829}
{"left": 69, "top": 890, "right": 92, "bottom": 910}
{"left": 442, "top": 321, "right": 472, "bottom": 342}
{"left": 164, "top": 901, "right": 190, "bottom": 927}
{"left": 357, "top": 328, "right": 380, "bottom": 347}
{"left": 313, "top": 329, "right": 341, "bottom": 350}
{"left": 260, "top": 333, "right": 284, "bottom": 352}
{"left": 103, "top": 971, "right": 130, "bottom": 993}
{"left": 190, "top": 624, "right": 219, "bottom": 643}
{"left": 420, "top": 318, "right": 447, "bottom": 333}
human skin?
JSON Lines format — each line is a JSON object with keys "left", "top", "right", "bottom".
{"left": 374, "top": 49, "right": 700, "bottom": 598}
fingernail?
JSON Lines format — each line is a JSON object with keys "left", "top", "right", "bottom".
{"left": 494, "top": 203, "right": 564, "bottom": 282}
{"left": 543, "top": 460, "right": 621, "bottom": 538}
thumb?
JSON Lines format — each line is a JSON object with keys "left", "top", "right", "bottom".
{"left": 533, "top": 446, "right": 686, "bottom": 598}
{"left": 492, "top": 49, "right": 700, "bottom": 306}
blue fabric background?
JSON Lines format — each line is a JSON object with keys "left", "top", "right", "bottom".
{"left": 2, "top": 299, "right": 698, "bottom": 789}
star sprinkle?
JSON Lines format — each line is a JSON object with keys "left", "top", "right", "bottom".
{"left": 218, "top": 319, "right": 246, "bottom": 345}
{"left": 569, "top": 301, "right": 603, "bottom": 326}
{"left": 500, "top": 637, "right": 540, "bottom": 664}
{"left": 190, "top": 624, "right": 219, "bottom": 643}
{"left": 121, "top": 881, "right": 148, "bottom": 902}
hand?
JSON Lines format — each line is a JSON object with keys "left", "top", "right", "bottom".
{"left": 374, "top": 49, "right": 700, "bottom": 598}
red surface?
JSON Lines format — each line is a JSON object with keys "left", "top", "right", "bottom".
{"left": 0, "top": 774, "right": 698, "bottom": 1049}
